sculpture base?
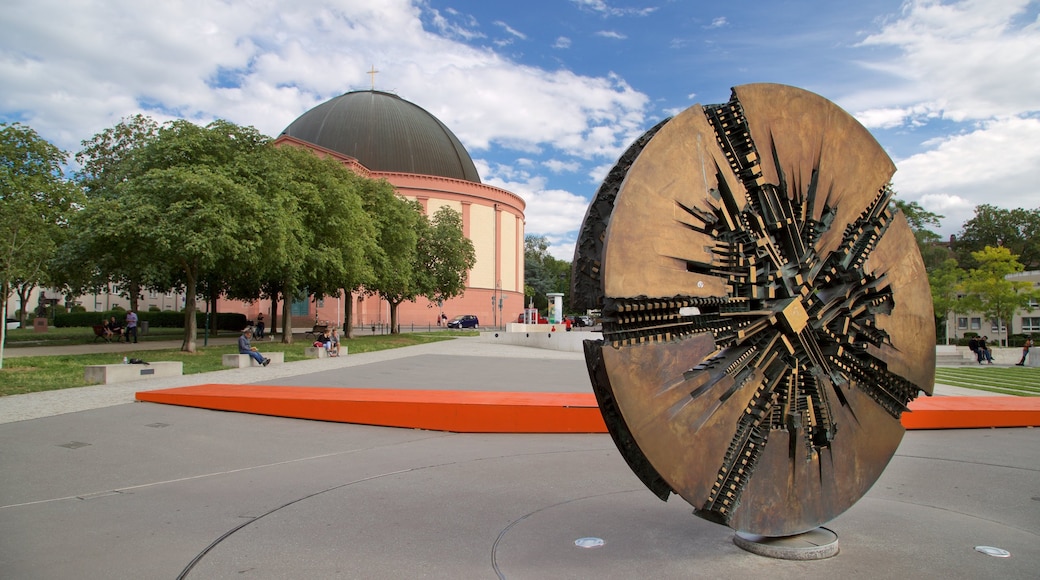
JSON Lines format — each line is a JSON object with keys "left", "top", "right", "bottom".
{"left": 732, "top": 527, "right": 839, "bottom": 560}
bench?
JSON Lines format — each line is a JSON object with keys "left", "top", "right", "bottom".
{"left": 221, "top": 352, "right": 285, "bottom": 368}
{"left": 305, "top": 346, "right": 328, "bottom": 358}
{"left": 84, "top": 361, "right": 182, "bottom": 384}
{"left": 92, "top": 324, "right": 112, "bottom": 343}
{"left": 305, "top": 324, "right": 328, "bottom": 338}
{"left": 304, "top": 346, "right": 346, "bottom": 358}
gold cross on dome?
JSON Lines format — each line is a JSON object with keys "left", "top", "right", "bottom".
{"left": 368, "top": 65, "right": 379, "bottom": 89}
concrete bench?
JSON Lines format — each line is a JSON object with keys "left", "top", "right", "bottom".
{"left": 304, "top": 346, "right": 347, "bottom": 359}
{"left": 84, "top": 361, "right": 183, "bottom": 385}
{"left": 221, "top": 351, "right": 285, "bottom": 368}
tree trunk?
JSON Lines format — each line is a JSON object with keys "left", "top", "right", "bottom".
{"left": 280, "top": 284, "right": 293, "bottom": 344}
{"left": 128, "top": 280, "right": 140, "bottom": 312}
{"left": 344, "top": 292, "right": 354, "bottom": 339}
{"left": 389, "top": 299, "right": 401, "bottom": 334}
{"left": 182, "top": 269, "right": 198, "bottom": 353}
{"left": 15, "top": 282, "right": 34, "bottom": 325}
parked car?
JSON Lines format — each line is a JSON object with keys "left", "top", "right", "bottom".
{"left": 574, "top": 315, "right": 594, "bottom": 327}
{"left": 6, "top": 318, "right": 20, "bottom": 330}
{"left": 446, "top": 314, "right": 479, "bottom": 329}
{"left": 517, "top": 312, "right": 549, "bottom": 324}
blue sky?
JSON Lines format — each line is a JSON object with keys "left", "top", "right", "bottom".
{"left": 2, "top": 0, "right": 1038, "bottom": 259}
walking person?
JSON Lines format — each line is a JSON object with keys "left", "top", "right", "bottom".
{"left": 1017, "top": 336, "right": 1033, "bottom": 366}
{"left": 255, "top": 312, "right": 265, "bottom": 339}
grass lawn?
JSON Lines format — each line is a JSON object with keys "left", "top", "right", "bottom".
{"left": 933, "top": 367, "right": 1040, "bottom": 397}
{"left": 0, "top": 331, "right": 468, "bottom": 397}
{"left": 3, "top": 325, "right": 189, "bottom": 346}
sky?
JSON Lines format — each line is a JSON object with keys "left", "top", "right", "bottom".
{"left": 2, "top": 0, "right": 1038, "bottom": 260}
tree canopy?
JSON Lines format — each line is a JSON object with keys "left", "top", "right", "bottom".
{"left": 0, "top": 123, "right": 81, "bottom": 367}
{"left": 957, "top": 246, "right": 1038, "bottom": 345}
{"left": 953, "top": 204, "right": 1040, "bottom": 270}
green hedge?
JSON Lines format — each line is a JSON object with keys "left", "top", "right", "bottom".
{"left": 54, "top": 310, "right": 248, "bottom": 331}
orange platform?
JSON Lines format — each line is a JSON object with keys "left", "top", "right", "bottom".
{"left": 136, "top": 385, "right": 607, "bottom": 433}
{"left": 135, "top": 385, "right": 1040, "bottom": 433}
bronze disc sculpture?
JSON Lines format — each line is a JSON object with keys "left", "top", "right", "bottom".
{"left": 573, "top": 83, "right": 935, "bottom": 538}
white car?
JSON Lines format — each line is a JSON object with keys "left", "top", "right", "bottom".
{"left": 6, "top": 318, "right": 21, "bottom": 330}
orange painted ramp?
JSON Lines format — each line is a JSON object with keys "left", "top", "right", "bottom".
{"left": 136, "top": 384, "right": 608, "bottom": 434}
{"left": 903, "top": 396, "right": 1040, "bottom": 430}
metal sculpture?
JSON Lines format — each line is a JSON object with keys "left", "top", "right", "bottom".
{"left": 573, "top": 83, "right": 935, "bottom": 538}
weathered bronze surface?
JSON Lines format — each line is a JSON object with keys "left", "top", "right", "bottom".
{"left": 573, "top": 84, "right": 935, "bottom": 537}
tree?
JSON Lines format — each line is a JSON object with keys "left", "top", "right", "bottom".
{"left": 416, "top": 206, "right": 476, "bottom": 305}
{"left": 72, "top": 119, "right": 273, "bottom": 352}
{"left": 894, "top": 199, "right": 950, "bottom": 270}
{"left": 0, "top": 123, "right": 81, "bottom": 368}
{"left": 957, "top": 246, "right": 1038, "bottom": 346}
{"left": 953, "top": 205, "right": 1040, "bottom": 270}
{"left": 364, "top": 189, "right": 422, "bottom": 334}
{"left": 929, "top": 258, "right": 964, "bottom": 344}
{"left": 254, "top": 145, "right": 378, "bottom": 343}
{"left": 62, "top": 115, "right": 162, "bottom": 311}
{"left": 524, "top": 234, "right": 571, "bottom": 311}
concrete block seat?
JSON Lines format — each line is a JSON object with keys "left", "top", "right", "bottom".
{"left": 222, "top": 351, "right": 285, "bottom": 368}
{"left": 304, "top": 346, "right": 347, "bottom": 358}
{"left": 84, "top": 361, "right": 182, "bottom": 385}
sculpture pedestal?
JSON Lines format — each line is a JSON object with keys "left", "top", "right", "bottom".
{"left": 733, "top": 527, "right": 839, "bottom": 560}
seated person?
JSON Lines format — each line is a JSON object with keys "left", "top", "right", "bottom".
{"left": 315, "top": 329, "right": 332, "bottom": 352}
{"left": 238, "top": 328, "right": 271, "bottom": 366}
{"left": 107, "top": 316, "right": 123, "bottom": 340}
{"left": 328, "top": 328, "right": 341, "bottom": 357}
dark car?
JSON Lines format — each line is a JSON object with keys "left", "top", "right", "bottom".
{"left": 446, "top": 314, "right": 479, "bottom": 329}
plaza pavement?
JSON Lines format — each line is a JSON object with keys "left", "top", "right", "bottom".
{"left": 0, "top": 337, "right": 1037, "bottom": 578}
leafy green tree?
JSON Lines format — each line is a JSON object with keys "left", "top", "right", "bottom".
{"left": 0, "top": 123, "right": 81, "bottom": 367}
{"left": 929, "top": 258, "right": 965, "bottom": 344}
{"left": 62, "top": 115, "right": 161, "bottom": 310}
{"left": 364, "top": 189, "right": 421, "bottom": 334}
{"left": 957, "top": 246, "right": 1038, "bottom": 346}
{"left": 524, "top": 234, "right": 571, "bottom": 311}
{"left": 416, "top": 206, "right": 476, "bottom": 305}
{"left": 72, "top": 119, "right": 273, "bottom": 352}
{"left": 953, "top": 205, "right": 1040, "bottom": 270}
{"left": 894, "top": 199, "right": 951, "bottom": 270}
{"left": 258, "top": 145, "right": 378, "bottom": 343}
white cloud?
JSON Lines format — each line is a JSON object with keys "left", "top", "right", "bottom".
{"left": 892, "top": 116, "right": 1040, "bottom": 235}
{"left": 553, "top": 36, "right": 572, "bottom": 49}
{"left": 846, "top": 0, "right": 1040, "bottom": 237}
{"left": 857, "top": 0, "right": 1040, "bottom": 121}
{"left": 707, "top": 17, "right": 728, "bottom": 29}
{"left": 595, "top": 30, "right": 627, "bottom": 40}
{"left": 569, "top": 0, "right": 657, "bottom": 18}
{"left": 494, "top": 20, "right": 527, "bottom": 40}
{"left": 543, "top": 159, "right": 581, "bottom": 173}
{"left": 0, "top": 0, "right": 650, "bottom": 169}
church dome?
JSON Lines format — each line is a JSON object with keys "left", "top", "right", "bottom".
{"left": 280, "top": 90, "right": 481, "bottom": 183}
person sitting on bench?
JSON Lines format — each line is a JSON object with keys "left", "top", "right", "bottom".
{"left": 238, "top": 328, "right": 270, "bottom": 366}
{"left": 107, "top": 316, "right": 123, "bottom": 341}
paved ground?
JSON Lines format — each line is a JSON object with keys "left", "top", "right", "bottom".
{"left": 1, "top": 338, "right": 1037, "bottom": 579}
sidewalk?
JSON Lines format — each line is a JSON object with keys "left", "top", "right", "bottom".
{"left": 1, "top": 336, "right": 1037, "bottom": 579}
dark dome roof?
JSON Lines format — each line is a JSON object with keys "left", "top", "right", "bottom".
{"left": 280, "top": 90, "right": 481, "bottom": 183}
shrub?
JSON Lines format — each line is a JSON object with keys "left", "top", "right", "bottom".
{"left": 54, "top": 310, "right": 248, "bottom": 330}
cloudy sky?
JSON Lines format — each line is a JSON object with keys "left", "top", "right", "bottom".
{"left": 2, "top": 0, "right": 1038, "bottom": 259}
